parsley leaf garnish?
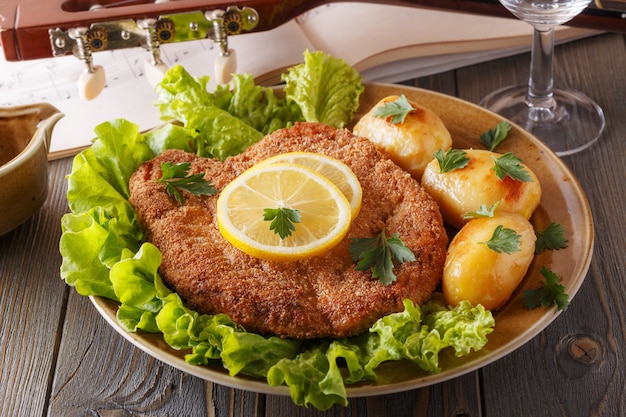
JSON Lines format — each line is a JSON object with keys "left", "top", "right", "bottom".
{"left": 264, "top": 207, "right": 301, "bottom": 239}
{"left": 373, "top": 95, "right": 414, "bottom": 124}
{"left": 434, "top": 148, "right": 470, "bottom": 173}
{"left": 522, "top": 266, "right": 570, "bottom": 311}
{"left": 157, "top": 162, "right": 216, "bottom": 204}
{"left": 349, "top": 229, "right": 416, "bottom": 286}
{"left": 479, "top": 225, "right": 521, "bottom": 254}
{"left": 493, "top": 153, "right": 532, "bottom": 182}
{"left": 480, "top": 121, "right": 512, "bottom": 151}
{"left": 535, "top": 222, "right": 569, "bottom": 254}
{"left": 463, "top": 201, "right": 501, "bottom": 220}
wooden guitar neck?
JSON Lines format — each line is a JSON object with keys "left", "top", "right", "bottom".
{"left": 0, "top": 0, "right": 624, "bottom": 61}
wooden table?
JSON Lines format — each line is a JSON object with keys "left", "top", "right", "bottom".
{"left": 1, "top": 31, "right": 625, "bottom": 417}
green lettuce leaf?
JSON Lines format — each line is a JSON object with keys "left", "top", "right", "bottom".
{"left": 154, "top": 64, "right": 216, "bottom": 119}
{"left": 144, "top": 123, "right": 194, "bottom": 156}
{"left": 90, "top": 119, "right": 154, "bottom": 199}
{"left": 183, "top": 105, "right": 264, "bottom": 160}
{"left": 60, "top": 209, "right": 119, "bottom": 300}
{"left": 65, "top": 147, "right": 140, "bottom": 225}
{"left": 265, "top": 297, "right": 494, "bottom": 410}
{"left": 155, "top": 65, "right": 262, "bottom": 160}
{"left": 223, "top": 73, "right": 304, "bottom": 134}
{"left": 421, "top": 295, "right": 496, "bottom": 357}
{"left": 154, "top": 66, "right": 304, "bottom": 160}
{"left": 110, "top": 244, "right": 166, "bottom": 332}
{"left": 221, "top": 332, "right": 301, "bottom": 378}
{"left": 268, "top": 345, "right": 348, "bottom": 410}
{"left": 60, "top": 119, "right": 152, "bottom": 301}
{"left": 282, "top": 50, "right": 364, "bottom": 128}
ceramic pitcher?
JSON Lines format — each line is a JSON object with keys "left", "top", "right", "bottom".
{"left": 0, "top": 103, "right": 64, "bottom": 235}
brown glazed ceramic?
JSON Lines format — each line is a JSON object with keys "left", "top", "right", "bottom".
{"left": 0, "top": 103, "right": 64, "bottom": 235}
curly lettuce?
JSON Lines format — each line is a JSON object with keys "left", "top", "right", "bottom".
{"left": 154, "top": 66, "right": 303, "bottom": 160}
{"left": 282, "top": 50, "right": 364, "bottom": 128}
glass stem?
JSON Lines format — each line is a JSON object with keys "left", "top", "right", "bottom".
{"left": 526, "top": 27, "right": 557, "bottom": 121}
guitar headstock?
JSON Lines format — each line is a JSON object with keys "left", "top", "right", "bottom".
{"left": 0, "top": 0, "right": 292, "bottom": 61}
{"left": 0, "top": 0, "right": 317, "bottom": 98}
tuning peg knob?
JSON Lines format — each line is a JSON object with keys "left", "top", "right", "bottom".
{"left": 69, "top": 27, "right": 106, "bottom": 100}
{"left": 77, "top": 65, "right": 106, "bottom": 100}
{"left": 214, "top": 49, "right": 236, "bottom": 84}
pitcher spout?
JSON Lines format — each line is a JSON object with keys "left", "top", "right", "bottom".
{"left": 32, "top": 103, "right": 65, "bottom": 152}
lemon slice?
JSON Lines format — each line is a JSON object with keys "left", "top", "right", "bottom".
{"left": 253, "top": 152, "right": 362, "bottom": 219}
{"left": 217, "top": 162, "right": 352, "bottom": 261}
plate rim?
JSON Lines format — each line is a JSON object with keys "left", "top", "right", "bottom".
{"left": 88, "top": 81, "right": 594, "bottom": 398}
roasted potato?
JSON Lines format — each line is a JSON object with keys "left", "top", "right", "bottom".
{"left": 420, "top": 149, "right": 541, "bottom": 229}
{"left": 442, "top": 213, "right": 536, "bottom": 310}
{"left": 353, "top": 95, "right": 452, "bottom": 180}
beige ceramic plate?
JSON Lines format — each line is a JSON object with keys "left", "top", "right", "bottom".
{"left": 91, "top": 82, "right": 593, "bottom": 397}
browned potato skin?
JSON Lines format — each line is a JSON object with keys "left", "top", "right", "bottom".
{"left": 420, "top": 149, "right": 541, "bottom": 229}
{"left": 443, "top": 213, "right": 536, "bottom": 310}
{"left": 353, "top": 95, "right": 452, "bottom": 180}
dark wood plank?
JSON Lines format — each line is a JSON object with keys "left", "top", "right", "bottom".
{"left": 0, "top": 159, "right": 72, "bottom": 417}
{"left": 364, "top": 372, "right": 482, "bottom": 417}
{"left": 265, "top": 394, "right": 365, "bottom": 416}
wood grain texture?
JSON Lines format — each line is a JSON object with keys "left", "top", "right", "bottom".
{"left": 0, "top": 159, "right": 71, "bottom": 417}
{"left": 0, "top": 32, "right": 624, "bottom": 417}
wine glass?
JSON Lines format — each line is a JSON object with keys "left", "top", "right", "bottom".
{"left": 479, "top": 0, "right": 605, "bottom": 156}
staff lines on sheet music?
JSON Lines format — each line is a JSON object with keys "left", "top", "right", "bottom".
{"left": 0, "top": 39, "right": 216, "bottom": 106}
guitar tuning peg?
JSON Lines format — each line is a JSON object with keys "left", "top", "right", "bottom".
{"left": 138, "top": 18, "right": 174, "bottom": 87}
{"left": 69, "top": 27, "right": 106, "bottom": 100}
{"left": 206, "top": 9, "right": 237, "bottom": 84}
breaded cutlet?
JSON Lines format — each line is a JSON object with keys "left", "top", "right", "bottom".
{"left": 129, "top": 122, "right": 448, "bottom": 339}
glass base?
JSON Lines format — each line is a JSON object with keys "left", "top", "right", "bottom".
{"left": 479, "top": 86, "right": 605, "bottom": 156}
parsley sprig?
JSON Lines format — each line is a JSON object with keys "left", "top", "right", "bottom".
{"left": 480, "top": 121, "right": 512, "bottom": 151}
{"left": 349, "top": 229, "right": 416, "bottom": 286}
{"left": 434, "top": 148, "right": 470, "bottom": 173}
{"left": 522, "top": 222, "right": 570, "bottom": 311}
{"left": 480, "top": 225, "right": 521, "bottom": 254}
{"left": 463, "top": 201, "right": 501, "bottom": 220}
{"left": 157, "top": 162, "right": 216, "bottom": 204}
{"left": 493, "top": 153, "right": 532, "bottom": 182}
{"left": 535, "top": 222, "right": 568, "bottom": 254}
{"left": 264, "top": 207, "right": 301, "bottom": 239}
{"left": 522, "top": 266, "right": 570, "bottom": 311}
{"left": 373, "top": 95, "right": 415, "bottom": 124}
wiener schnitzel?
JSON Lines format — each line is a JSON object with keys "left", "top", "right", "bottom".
{"left": 129, "top": 122, "right": 447, "bottom": 339}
